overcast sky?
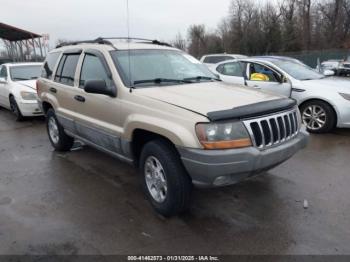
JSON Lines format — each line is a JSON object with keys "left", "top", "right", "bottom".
{"left": 1, "top": 0, "right": 232, "bottom": 48}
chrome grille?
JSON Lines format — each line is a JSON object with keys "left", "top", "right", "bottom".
{"left": 243, "top": 108, "right": 300, "bottom": 150}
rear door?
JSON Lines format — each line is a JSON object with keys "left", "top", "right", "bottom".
{"left": 245, "top": 62, "right": 292, "bottom": 97}
{"left": 50, "top": 50, "right": 82, "bottom": 133}
{"left": 215, "top": 61, "right": 245, "bottom": 85}
{"left": 72, "top": 49, "right": 122, "bottom": 154}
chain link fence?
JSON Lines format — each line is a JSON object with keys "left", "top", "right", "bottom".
{"left": 269, "top": 49, "right": 350, "bottom": 68}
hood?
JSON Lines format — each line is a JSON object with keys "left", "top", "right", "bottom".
{"left": 15, "top": 80, "right": 37, "bottom": 92}
{"left": 300, "top": 77, "right": 350, "bottom": 92}
{"left": 134, "top": 82, "right": 282, "bottom": 116}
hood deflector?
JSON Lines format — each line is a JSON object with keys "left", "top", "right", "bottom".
{"left": 207, "top": 98, "right": 297, "bottom": 121}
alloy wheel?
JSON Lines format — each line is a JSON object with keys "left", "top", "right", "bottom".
{"left": 144, "top": 156, "right": 168, "bottom": 203}
{"left": 302, "top": 105, "right": 327, "bottom": 131}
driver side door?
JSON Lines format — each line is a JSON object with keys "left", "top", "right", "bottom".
{"left": 246, "top": 62, "right": 291, "bottom": 97}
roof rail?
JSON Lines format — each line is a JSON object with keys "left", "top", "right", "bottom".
{"left": 55, "top": 38, "right": 114, "bottom": 48}
{"left": 55, "top": 37, "right": 172, "bottom": 49}
{"left": 101, "top": 37, "right": 172, "bottom": 47}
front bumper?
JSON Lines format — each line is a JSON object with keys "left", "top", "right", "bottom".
{"left": 18, "top": 101, "right": 43, "bottom": 117}
{"left": 178, "top": 128, "right": 309, "bottom": 188}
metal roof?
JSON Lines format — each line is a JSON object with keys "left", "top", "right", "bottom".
{"left": 0, "top": 22, "right": 41, "bottom": 41}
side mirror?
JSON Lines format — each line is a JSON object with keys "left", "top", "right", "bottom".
{"left": 0, "top": 77, "right": 7, "bottom": 83}
{"left": 84, "top": 80, "right": 116, "bottom": 97}
{"left": 281, "top": 75, "right": 288, "bottom": 83}
{"left": 323, "top": 70, "right": 335, "bottom": 76}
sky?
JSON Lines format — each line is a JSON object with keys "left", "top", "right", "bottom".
{"left": 0, "top": 0, "right": 232, "bottom": 49}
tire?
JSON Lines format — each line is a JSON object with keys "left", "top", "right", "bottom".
{"left": 46, "top": 108, "right": 74, "bottom": 151}
{"left": 139, "top": 139, "right": 192, "bottom": 217}
{"left": 300, "top": 100, "right": 336, "bottom": 133}
{"left": 9, "top": 96, "right": 24, "bottom": 121}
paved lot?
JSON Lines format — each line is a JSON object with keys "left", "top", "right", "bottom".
{"left": 0, "top": 108, "right": 350, "bottom": 255}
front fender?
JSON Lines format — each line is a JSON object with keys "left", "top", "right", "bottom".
{"left": 123, "top": 114, "right": 201, "bottom": 148}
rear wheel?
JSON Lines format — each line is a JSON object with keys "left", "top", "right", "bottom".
{"left": 46, "top": 108, "right": 74, "bottom": 151}
{"left": 139, "top": 139, "right": 192, "bottom": 217}
{"left": 300, "top": 100, "right": 336, "bottom": 133}
{"left": 9, "top": 96, "right": 24, "bottom": 121}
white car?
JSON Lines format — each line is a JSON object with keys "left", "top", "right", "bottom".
{"left": 0, "top": 63, "right": 43, "bottom": 121}
{"left": 212, "top": 56, "right": 350, "bottom": 133}
{"left": 200, "top": 53, "right": 247, "bottom": 71}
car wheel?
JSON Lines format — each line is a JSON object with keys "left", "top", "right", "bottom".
{"left": 140, "top": 139, "right": 192, "bottom": 217}
{"left": 46, "top": 108, "right": 74, "bottom": 151}
{"left": 9, "top": 96, "right": 24, "bottom": 121}
{"left": 300, "top": 100, "right": 336, "bottom": 133}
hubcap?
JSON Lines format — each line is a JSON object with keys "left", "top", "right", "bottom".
{"left": 144, "top": 156, "right": 167, "bottom": 203}
{"left": 48, "top": 117, "right": 60, "bottom": 144}
{"left": 302, "top": 105, "right": 326, "bottom": 130}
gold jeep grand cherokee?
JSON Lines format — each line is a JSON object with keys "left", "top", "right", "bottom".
{"left": 37, "top": 38, "right": 309, "bottom": 216}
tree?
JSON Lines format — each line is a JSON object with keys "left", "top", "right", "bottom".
{"left": 172, "top": 33, "right": 187, "bottom": 51}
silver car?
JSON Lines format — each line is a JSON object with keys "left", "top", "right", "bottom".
{"left": 213, "top": 57, "right": 350, "bottom": 133}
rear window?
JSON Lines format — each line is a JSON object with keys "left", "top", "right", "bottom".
{"left": 203, "top": 56, "right": 233, "bottom": 64}
{"left": 54, "top": 54, "right": 80, "bottom": 86}
{"left": 41, "top": 52, "right": 61, "bottom": 79}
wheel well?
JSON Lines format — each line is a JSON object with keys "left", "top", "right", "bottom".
{"left": 42, "top": 101, "right": 53, "bottom": 115}
{"left": 299, "top": 99, "right": 338, "bottom": 124}
{"left": 131, "top": 129, "right": 177, "bottom": 167}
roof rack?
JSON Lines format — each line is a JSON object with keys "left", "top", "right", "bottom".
{"left": 55, "top": 38, "right": 114, "bottom": 48}
{"left": 101, "top": 37, "right": 172, "bottom": 47}
{"left": 55, "top": 37, "right": 172, "bottom": 49}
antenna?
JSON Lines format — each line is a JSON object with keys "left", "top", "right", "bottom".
{"left": 126, "top": 0, "right": 133, "bottom": 92}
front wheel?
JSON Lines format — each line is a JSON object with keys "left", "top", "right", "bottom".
{"left": 9, "top": 96, "right": 24, "bottom": 121}
{"left": 300, "top": 100, "right": 336, "bottom": 133}
{"left": 46, "top": 108, "right": 74, "bottom": 151}
{"left": 140, "top": 139, "right": 192, "bottom": 217}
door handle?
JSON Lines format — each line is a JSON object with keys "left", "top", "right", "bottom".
{"left": 253, "top": 85, "right": 261, "bottom": 89}
{"left": 74, "top": 95, "right": 85, "bottom": 103}
{"left": 49, "top": 87, "right": 57, "bottom": 93}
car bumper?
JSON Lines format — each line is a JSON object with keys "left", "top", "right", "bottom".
{"left": 18, "top": 101, "right": 43, "bottom": 117}
{"left": 178, "top": 128, "right": 309, "bottom": 188}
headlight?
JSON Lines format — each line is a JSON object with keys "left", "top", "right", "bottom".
{"left": 20, "top": 91, "right": 37, "bottom": 100}
{"left": 339, "top": 93, "right": 350, "bottom": 101}
{"left": 195, "top": 121, "right": 252, "bottom": 149}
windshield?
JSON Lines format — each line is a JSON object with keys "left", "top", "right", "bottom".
{"left": 110, "top": 50, "right": 217, "bottom": 87}
{"left": 270, "top": 60, "right": 324, "bottom": 80}
{"left": 10, "top": 65, "right": 42, "bottom": 81}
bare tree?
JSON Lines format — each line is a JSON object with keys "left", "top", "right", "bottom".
{"left": 172, "top": 33, "right": 187, "bottom": 51}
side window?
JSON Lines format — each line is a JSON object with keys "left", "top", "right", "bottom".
{"left": 204, "top": 56, "right": 232, "bottom": 64}
{"left": 79, "top": 54, "right": 111, "bottom": 88}
{"left": 41, "top": 52, "right": 61, "bottom": 79}
{"left": 0, "top": 66, "right": 7, "bottom": 79}
{"left": 219, "top": 62, "right": 243, "bottom": 77}
{"left": 54, "top": 54, "right": 80, "bottom": 86}
{"left": 249, "top": 63, "right": 279, "bottom": 82}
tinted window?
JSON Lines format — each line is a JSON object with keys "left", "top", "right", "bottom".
{"left": 217, "top": 62, "right": 243, "bottom": 77}
{"left": 0, "top": 66, "right": 7, "bottom": 78}
{"left": 80, "top": 54, "right": 111, "bottom": 88}
{"left": 54, "top": 54, "right": 80, "bottom": 86}
{"left": 203, "top": 56, "right": 233, "bottom": 64}
{"left": 41, "top": 52, "right": 61, "bottom": 79}
{"left": 10, "top": 66, "right": 41, "bottom": 81}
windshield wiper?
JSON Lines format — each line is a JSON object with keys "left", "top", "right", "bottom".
{"left": 183, "top": 76, "right": 221, "bottom": 82}
{"left": 12, "top": 77, "right": 30, "bottom": 81}
{"left": 133, "top": 78, "right": 191, "bottom": 86}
